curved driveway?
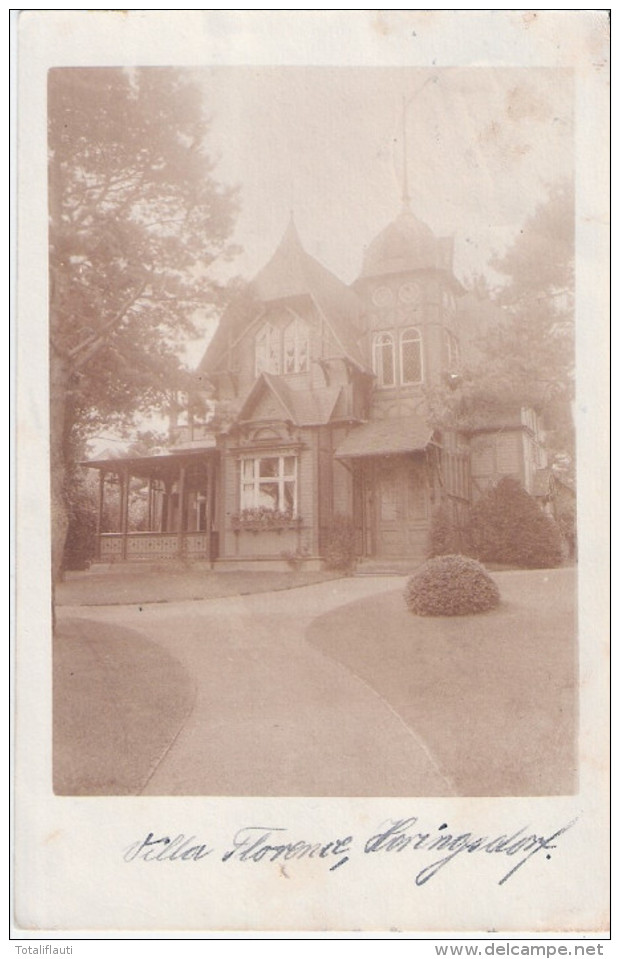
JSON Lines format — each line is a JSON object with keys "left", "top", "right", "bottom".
{"left": 58, "top": 577, "right": 454, "bottom": 796}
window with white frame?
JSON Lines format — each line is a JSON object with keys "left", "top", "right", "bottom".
{"left": 255, "top": 323, "right": 281, "bottom": 376}
{"left": 444, "top": 329, "right": 460, "bottom": 370}
{"left": 400, "top": 327, "right": 423, "bottom": 385}
{"left": 372, "top": 332, "right": 396, "bottom": 387}
{"left": 241, "top": 455, "right": 298, "bottom": 513}
{"left": 283, "top": 317, "right": 309, "bottom": 373}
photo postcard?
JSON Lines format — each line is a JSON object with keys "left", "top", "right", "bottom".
{"left": 13, "top": 9, "right": 610, "bottom": 936}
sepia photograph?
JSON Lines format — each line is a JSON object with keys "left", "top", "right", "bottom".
{"left": 14, "top": 9, "right": 609, "bottom": 935}
{"left": 49, "top": 63, "right": 577, "bottom": 799}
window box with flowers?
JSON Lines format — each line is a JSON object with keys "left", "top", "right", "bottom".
{"left": 231, "top": 507, "right": 303, "bottom": 533}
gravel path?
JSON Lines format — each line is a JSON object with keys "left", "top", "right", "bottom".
{"left": 56, "top": 576, "right": 454, "bottom": 796}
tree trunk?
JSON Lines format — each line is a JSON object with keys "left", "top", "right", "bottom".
{"left": 49, "top": 349, "right": 71, "bottom": 587}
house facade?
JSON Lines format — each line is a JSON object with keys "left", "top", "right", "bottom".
{"left": 86, "top": 206, "right": 551, "bottom": 569}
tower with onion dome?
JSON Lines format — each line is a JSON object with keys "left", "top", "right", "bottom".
{"left": 353, "top": 199, "right": 464, "bottom": 422}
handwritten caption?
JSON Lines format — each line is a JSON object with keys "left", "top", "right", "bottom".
{"left": 123, "top": 814, "right": 578, "bottom": 886}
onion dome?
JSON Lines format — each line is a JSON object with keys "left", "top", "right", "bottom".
{"left": 359, "top": 209, "right": 453, "bottom": 279}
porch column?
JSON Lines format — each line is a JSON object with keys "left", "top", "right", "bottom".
{"left": 161, "top": 480, "right": 171, "bottom": 532}
{"left": 120, "top": 466, "right": 130, "bottom": 560}
{"left": 95, "top": 470, "right": 105, "bottom": 561}
{"left": 366, "top": 460, "right": 376, "bottom": 557}
{"left": 147, "top": 477, "right": 153, "bottom": 531}
{"left": 206, "top": 456, "right": 215, "bottom": 566}
{"left": 177, "top": 463, "right": 187, "bottom": 555}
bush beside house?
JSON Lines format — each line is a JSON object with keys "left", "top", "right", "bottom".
{"left": 323, "top": 515, "right": 357, "bottom": 572}
{"left": 427, "top": 503, "right": 462, "bottom": 558}
{"left": 63, "top": 471, "right": 98, "bottom": 571}
{"left": 469, "top": 477, "right": 564, "bottom": 569}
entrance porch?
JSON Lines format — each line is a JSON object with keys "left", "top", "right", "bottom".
{"left": 354, "top": 453, "right": 432, "bottom": 562}
{"left": 335, "top": 415, "right": 437, "bottom": 563}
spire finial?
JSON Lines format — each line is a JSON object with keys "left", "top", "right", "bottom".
{"left": 282, "top": 209, "right": 303, "bottom": 252}
{"left": 399, "top": 76, "right": 438, "bottom": 213}
{"left": 401, "top": 95, "right": 411, "bottom": 212}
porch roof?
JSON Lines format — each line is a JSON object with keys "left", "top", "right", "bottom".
{"left": 334, "top": 415, "right": 433, "bottom": 459}
{"left": 82, "top": 444, "right": 217, "bottom": 478}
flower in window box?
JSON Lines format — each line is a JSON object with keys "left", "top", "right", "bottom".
{"left": 231, "top": 508, "right": 302, "bottom": 532}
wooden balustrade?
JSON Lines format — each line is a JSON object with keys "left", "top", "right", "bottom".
{"left": 100, "top": 531, "right": 210, "bottom": 562}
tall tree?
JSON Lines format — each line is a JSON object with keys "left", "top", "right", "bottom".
{"left": 488, "top": 180, "right": 575, "bottom": 468}
{"left": 48, "top": 67, "right": 238, "bottom": 582}
{"left": 426, "top": 181, "right": 575, "bottom": 471}
{"left": 491, "top": 180, "right": 574, "bottom": 301}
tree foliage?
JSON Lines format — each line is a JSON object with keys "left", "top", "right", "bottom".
{"left": 426, "top": 181, "right": 575, "bottom": 471}
{"left": 49, "top": 67, "right": 238, "bottom": 439}
{"left": 491, "top": 181, "right": 574, "bottom": 300}
{"left": 49, "top": 67, "right": 238, "bottom": 579}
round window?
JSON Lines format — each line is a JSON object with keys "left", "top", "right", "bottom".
{"left": 372, "top": 285, "right": 394, "bottom": 308}
{"left": 399, "top": 281, "right": 421, "bottom": 304}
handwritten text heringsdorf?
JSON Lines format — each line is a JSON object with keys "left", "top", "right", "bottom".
{"left": 122, "top": 814, "right": 578, "bottom": 887}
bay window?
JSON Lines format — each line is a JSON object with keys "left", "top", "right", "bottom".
{"left": 241, "top": 455, "right": 298, "bottom": 513}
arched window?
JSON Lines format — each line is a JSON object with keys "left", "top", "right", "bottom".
{"left": 283, "top": 317, "right": 309, "bottom": 373}
{"left": 372, "top": 332, "right": 396, "bottom": 387}
{"left": 255, "top": 323, "right": 280, "bottom": 376}
{"left": 400, "top": 327, "right": 423, "bottom": 385}
{"left": 444, "top": 329, "right": 460, "bottom": 370}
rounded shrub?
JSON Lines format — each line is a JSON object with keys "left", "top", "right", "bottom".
{"left": 404, "top": 554, "right": 500, "bottom": 617}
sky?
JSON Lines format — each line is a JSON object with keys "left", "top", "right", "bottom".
{"left": 194, "top": 66, "right": 573, "bottom": 289}
{"left": 102, "top": 64, "right": 576, "bottom": 440}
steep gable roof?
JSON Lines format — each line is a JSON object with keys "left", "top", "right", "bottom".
{"left": 199, "top": 217, "right": 367, "bottom": 374}
{"left": 197, "top": 287, "right": 263, "bottom": 376}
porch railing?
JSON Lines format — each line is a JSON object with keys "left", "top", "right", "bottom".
{"left": 100, "top": 531, "right": 210, "bottom": 562}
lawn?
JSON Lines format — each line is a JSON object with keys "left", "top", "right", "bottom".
{"left": 56, "top": 567, "right": 342, "bottom": 607}
{"left": 53, "top": 619, "right": 192, "bottom": 795}
{"left": 307, "top": 567, "right": 577, "bottom": 796}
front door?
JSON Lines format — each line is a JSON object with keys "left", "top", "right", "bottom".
{"left": 376, "top": 457, "right": 429, "bottom": 558}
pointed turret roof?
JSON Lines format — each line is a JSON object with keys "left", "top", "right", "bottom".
{"left": 251, "top": 214, "right": 315, "bottom": 301}
{"left": 200, "top": 216, "right": 366, "bottom": 373}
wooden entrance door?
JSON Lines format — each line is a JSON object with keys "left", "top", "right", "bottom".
{"left": 376, "top": 457, "right": 429, "bottom": 558}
